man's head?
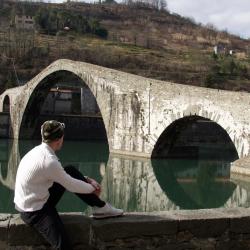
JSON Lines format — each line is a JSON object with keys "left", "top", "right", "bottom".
{"left": 41, "top": 120, "right": 65, "bottom": 144}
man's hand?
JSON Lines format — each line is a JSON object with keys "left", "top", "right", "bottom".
{"left": 87, "top": 177, "right": 102, "bottom": 196}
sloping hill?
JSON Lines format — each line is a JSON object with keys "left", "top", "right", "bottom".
{"left": 0, "top": 0, "right": 250, "bottom": 93}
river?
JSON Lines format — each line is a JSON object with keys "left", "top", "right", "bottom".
{"left": 0, "top": 139, "right": 250, "bottom": 215}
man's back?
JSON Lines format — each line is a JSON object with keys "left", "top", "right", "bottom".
{"left": 14, "top": 143, "right": 57, "bottom": 212}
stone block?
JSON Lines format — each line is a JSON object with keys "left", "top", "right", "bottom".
{"left": 8, "top": 214, "right": 46, "bottom": 246}
{"left": 60, "top": 213, "right": 91, "bottom": 245}
{"left": 0, "top": 240, "right": 8, "bottom": 250}
{"left": 8, "top": 213, "right": 91, "bottom": 248}
{"left": 173, "top": 209, "right": 229, "bottom": 238}
{"left": 218, "top": 207, "right": 250, "bottom": 218}
{"left": 215, "top": 240, "right": 249, "bottom": 250}
{"left": 91, "top": 213, "right": 178, "bottom": 242}
{"left": 0, "top": 214, "right": 11, "bottom": 243}
{"left": 230, "top": 216, "right": 250, "bottom": 234}
{"left": 222, "top": 207, "right": 250, "bottom": 234}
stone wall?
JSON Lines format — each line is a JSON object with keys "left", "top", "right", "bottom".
{"left": 1, "top": 208, "right": 250, "bottom": 250}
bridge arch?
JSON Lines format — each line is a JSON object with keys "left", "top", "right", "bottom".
{"left": 12, "top": 60, "right": 118, "bottom": 149}
{"left": 151, "top": 104, "right": 243, "bottom": 159}
{"left": 2, "top": 95, "right": 10, "bottom": 113}
{"left": 19, "top": 70, "right": 107, "bottom": 144}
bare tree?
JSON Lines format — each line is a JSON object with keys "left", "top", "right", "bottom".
{"left": 159, "top": 0, "right": 167, "bottom": 10}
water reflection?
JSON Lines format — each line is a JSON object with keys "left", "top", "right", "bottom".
{"left": 152, "top": 159, "right": 235, "bottom": 209}
{"left": 1, "top": 139, "right": 250, "bottom": 213}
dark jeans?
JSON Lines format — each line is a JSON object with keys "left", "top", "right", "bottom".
{"left": 20, "top": 165, "right": 106, "bottom": 250}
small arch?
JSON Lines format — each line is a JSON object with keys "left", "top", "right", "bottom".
{"left": 0, "top": 95, "right": 12, "bottom": 138}
{"left": 3, "top": 95, "right": 10, "bottom": 113}
{"left": 152, "top": 115, "right": 239, "bottom": 161}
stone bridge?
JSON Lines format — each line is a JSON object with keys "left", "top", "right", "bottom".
{"left": 0, "top": 59, "right": 250, "bottom": 159}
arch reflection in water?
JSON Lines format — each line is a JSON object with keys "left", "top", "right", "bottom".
{"left": 152, "top": 159, "right": 236, "bottom": 209}
{"left": 101, "top": 155, "right": 239, "bottom": 211}
{"left": 0, "top": 139, "right": 109, "bottom": 213}
{"left": 2, "top": 139, "right": 250, "bottom": 213}
{"left": 101, "top": 154, "right": 178, "bottom": 212}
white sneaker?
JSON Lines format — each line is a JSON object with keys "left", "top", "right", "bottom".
{"left": 92, "top": 203, "right": 124, "bottom": 219}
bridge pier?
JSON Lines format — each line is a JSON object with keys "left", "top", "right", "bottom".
{"left": 231, "top": 156, "right": 250, "bottom": 177}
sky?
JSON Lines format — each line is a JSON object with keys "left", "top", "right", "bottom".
{"left": 167, "top": 0, "right": 250, "bottom": 39}
{"left": 48, "top": 0, "right": 250, "bottom": 39}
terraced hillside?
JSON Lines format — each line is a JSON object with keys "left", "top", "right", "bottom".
{"left": 0, "top": 0, "right": 250, "bottom": 93}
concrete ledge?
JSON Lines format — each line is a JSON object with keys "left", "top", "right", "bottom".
{"left": 1, "top": 208, "right": 250, "bottom": 249}
{"left": 231, "top": 156, "right": 250, "bottom": 176}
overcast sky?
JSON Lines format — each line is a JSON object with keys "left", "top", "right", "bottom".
{"left": 48, "top": 0, "right": 250, "bottom": 39}
{"left": 167, "top": 0, "right": 250, "bottom": 39}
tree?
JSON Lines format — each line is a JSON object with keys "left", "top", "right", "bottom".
{"left": 159, "top": 0, "right": 167, "bottom": 10}
{"left": 103, "top": 0, "right": 117, "bottom": 3}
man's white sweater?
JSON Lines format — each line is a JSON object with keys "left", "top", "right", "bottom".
{"left": 14, "top": 142, "right": 95, "bottom": 212}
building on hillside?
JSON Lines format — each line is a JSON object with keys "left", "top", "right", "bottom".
{"left": 14, "top": 15, "right": 35, "bottom": 30}
{"left": 214, "top": 43, "right": 227, "bottom": 55}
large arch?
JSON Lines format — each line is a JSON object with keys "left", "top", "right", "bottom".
{"left": 19, "top": 70, "right": 108, "bottom": 142}
{"left": 11, "top": 61, "right": 120, "bottom": 151}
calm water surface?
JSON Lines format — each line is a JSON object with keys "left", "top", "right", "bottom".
{"left": 0, "top": 139, "right": 249, "bottom": 214}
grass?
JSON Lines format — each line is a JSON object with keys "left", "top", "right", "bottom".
{"left": 1, "top": 30, "right": 250, "bottom": 93}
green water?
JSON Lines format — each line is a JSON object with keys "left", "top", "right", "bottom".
{"left": 0, "top": 139, "right": 249, "bottom": 214}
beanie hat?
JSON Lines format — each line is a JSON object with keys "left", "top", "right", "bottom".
{"left": 41, "top": 120, "right": 65, "bottom": 143}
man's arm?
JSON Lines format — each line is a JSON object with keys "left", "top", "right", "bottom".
{"left": 46, "top": 161, "right": 96, "bottom": 194}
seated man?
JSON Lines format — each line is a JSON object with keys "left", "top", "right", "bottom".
{"left": 14, "top": 120, "right": 123, "bottom": 250}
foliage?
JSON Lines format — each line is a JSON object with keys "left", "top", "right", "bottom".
{"left": 123, "top": 0, "right": 168, "bottom": 11}
{"left": 103, "top": 0, "right": 118, "bottom": 4}
{"left": 205, "top": 55, "right": 249, "bottom": 88}
{"left": 0, "top": 0, "right": 250, "bottom": 94}
{"left": 35, "top": 7, "right": 108, "bottom": 38}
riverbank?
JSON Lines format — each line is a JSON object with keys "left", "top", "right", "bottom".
{"left": 1, "top": 208, "right": 250, "bottom": 249}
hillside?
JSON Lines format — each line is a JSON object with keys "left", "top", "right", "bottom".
{"left": 0, "top": 0, "right": 250, "bottom": 94}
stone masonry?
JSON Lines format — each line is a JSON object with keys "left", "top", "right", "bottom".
{"left": 0, "top": 59, "right": 250, "bottom": 159}
{"left": 2, "top": 208, "right": 250, "bottom": 249}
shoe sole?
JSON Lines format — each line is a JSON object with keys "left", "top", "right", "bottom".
{"left": 91, "top": 213, "right": 124, "bottom": 219}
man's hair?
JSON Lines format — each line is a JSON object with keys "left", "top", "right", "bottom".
{"left": 41, "top": 120, "right": 65, "bottom": 143}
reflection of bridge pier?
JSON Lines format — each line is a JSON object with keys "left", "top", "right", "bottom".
{"left": 0, "top": 139, "right": 20, "bottom": 190}
{"left": 226, "top": 175, "right": 250, "bottom": 208}
{"left": 101, "top": 154, "right": 178, "bottom": 212}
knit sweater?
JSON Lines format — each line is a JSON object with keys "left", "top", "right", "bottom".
{"left": 14, "top": 142, "right": 95, "bottom": 212}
